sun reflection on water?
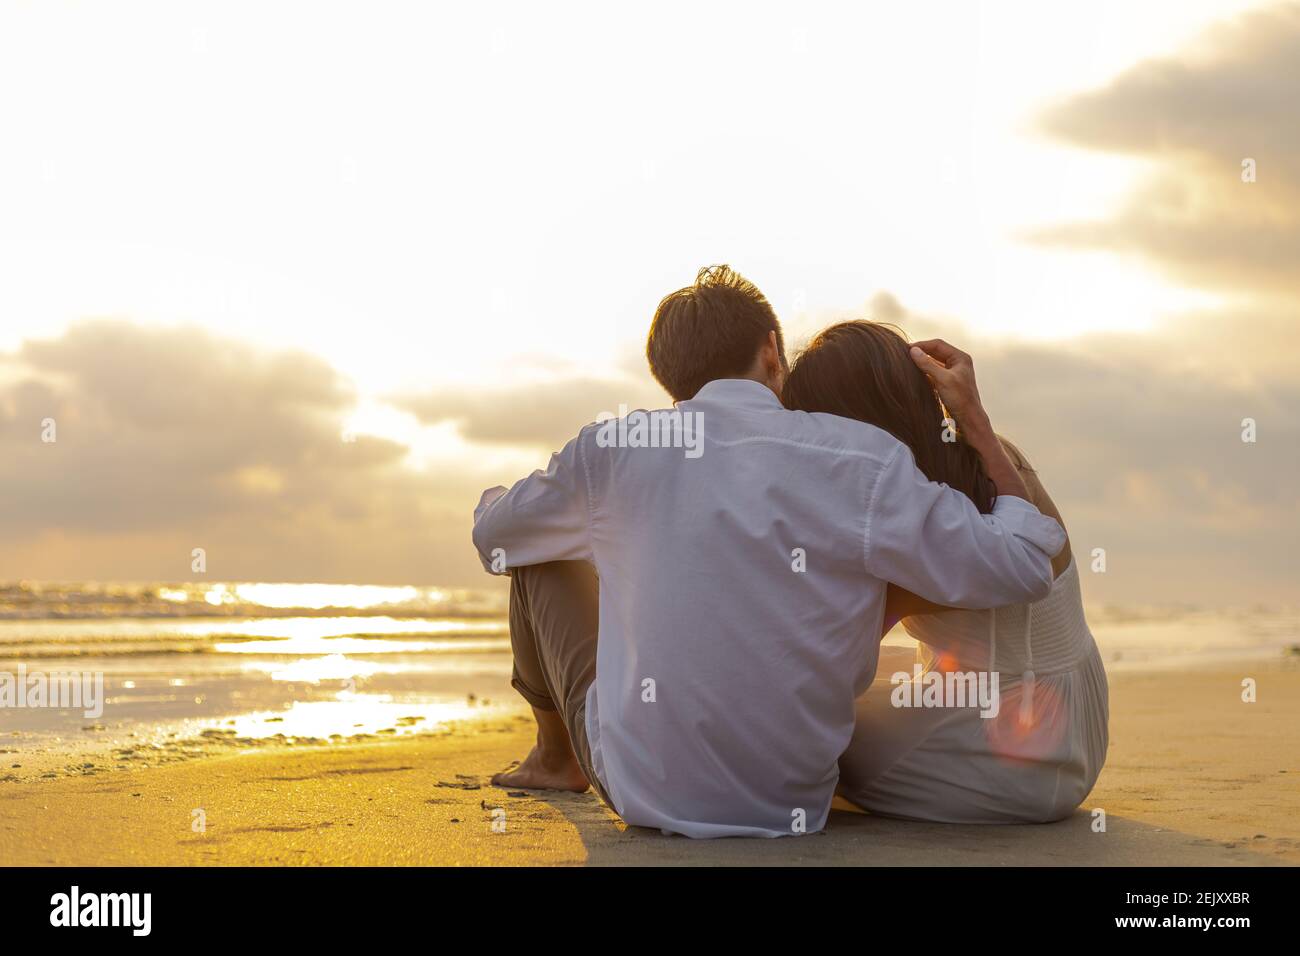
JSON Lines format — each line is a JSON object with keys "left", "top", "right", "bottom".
{"left": 214, "top": 634, "right": 508, "bottom": 655}
{"left": 225, "top": 694, "right": 510, "bottom": 741}
{"left": 231, "top": 582, "right": 422, "bottom": 609}
{"left": 238, "top": 653, "right": 396, "bottom": 683}
{"left": 2, "top": 582, "right": 521, "bottom": 751}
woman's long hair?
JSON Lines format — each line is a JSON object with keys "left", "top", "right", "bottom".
{"left": 782, "top": 321, "right": 996, "bottom": 513}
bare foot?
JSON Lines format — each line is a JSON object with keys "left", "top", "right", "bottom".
{"left": 491, "top": 746, "right": 589, "bottom": 792}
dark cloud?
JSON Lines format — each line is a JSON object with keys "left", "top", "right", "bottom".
{"left": 1034, "top": 3, "right": 1300, "bottom": 302}
{"left": 0, "top": 321, "right": 497, "bottom": 586}
{"left": 393, "top": 374, "right": 666, "bottom": 450}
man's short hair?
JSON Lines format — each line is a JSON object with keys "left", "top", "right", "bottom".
{"left": 646, "top": 265, "right": 786, "bottom": 402}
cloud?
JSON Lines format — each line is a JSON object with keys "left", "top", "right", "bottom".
{"left": 1033, "top": 3, "right": 1300, "bottom": 304}
{"left": 0, "top": 320, "right": 497, "bottom": 586}
{"left": 393, "top": 372, "right": 667, "bottom": 450}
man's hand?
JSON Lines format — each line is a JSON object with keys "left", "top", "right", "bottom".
{"left": 907, "top": 339, "right": 989, "bottom": 432}
{"left": 908, "top": 338, "right": 1034, "bottom": 506}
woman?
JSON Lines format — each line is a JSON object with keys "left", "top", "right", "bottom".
{"left": 782, "top": 321, "right": 1108, "bottom": 823}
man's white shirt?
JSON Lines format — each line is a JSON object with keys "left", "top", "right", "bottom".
{"left": 473, "top": 378, "right": 1066, "bottom": 838}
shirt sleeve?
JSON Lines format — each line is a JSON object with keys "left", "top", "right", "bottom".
{"left": 470, "top": 428, "right": 595, "bottom": 575}
{"left": 863, "top": 444, "right": 1066, "bottom": 608}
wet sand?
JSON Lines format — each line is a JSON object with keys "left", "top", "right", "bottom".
{"left": 1, "top": 659, "right": 1296, "bottom": 865}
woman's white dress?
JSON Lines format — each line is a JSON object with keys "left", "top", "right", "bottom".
{"left": 838, "top": 558, "right": 1109, "bottom": 823}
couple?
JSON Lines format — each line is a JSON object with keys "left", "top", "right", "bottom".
{"left": 472, "top": 265, "right": 1108, "bottom": 837}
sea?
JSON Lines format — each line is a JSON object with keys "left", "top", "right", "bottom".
{"left": 1, "top": 580, "right": 1296, "bottom": 779}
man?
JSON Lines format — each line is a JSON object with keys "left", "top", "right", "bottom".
{"left": 471, "top": 265, "right": 1065, "bottom": 838}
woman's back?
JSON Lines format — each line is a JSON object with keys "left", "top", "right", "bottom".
{"left": 905, "top": 556, "right": 1097, "bottom": 680}
{"left": 840, "top": 558, "right": 1111, "bottom": 823}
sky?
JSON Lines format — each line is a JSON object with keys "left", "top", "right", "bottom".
{"left": 0, "top": 0, "right": 1296, "bottom": 605}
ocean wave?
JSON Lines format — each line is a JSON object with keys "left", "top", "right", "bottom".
{"left": 0, "top": 637, "right": 513, "bottom": 659}
{"left": 0, "top": 581, "right": 508, "bottom": 621}
{"left": 0, "top": 613, "right": 510, "bottom": 658}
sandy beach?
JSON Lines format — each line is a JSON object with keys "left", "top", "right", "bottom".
{"left": 2, "top": 657, "right": 1296, "bottom": 866}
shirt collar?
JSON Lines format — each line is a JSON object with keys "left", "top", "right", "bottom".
{"left": 686, "top": 378, "right": 784, "bottom": 410}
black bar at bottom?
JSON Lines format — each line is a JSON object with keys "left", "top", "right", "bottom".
{"left": 1, "top": 865, "right": 1290, "bottom": 940}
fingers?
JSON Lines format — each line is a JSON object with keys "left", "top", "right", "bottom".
{"left": 908, "top": 345, "right": 949, "bottom": 380}
{"left": 909, "top": 338, "right": 970, "bottom": 368}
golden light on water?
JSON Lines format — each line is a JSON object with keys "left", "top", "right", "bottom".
{"left": 0, "top": 615, "right": 506, "bottom": 643}
{"left": 231, "top": 583, "right": 422, "bottom": 609}
{"left": 225, "top": 695, "right": 511, "bottom": 741}
{"left": 215, "top": 651, "right": 517, "bottom": 739}
{"left": 213, "top": 634, "right": 508, "bottom": 656}
{"left": 187, "top": 582, "right": 428, "bottom": 609}
{"left": 242, "top": 654, "right": 393, "bottom": 683}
